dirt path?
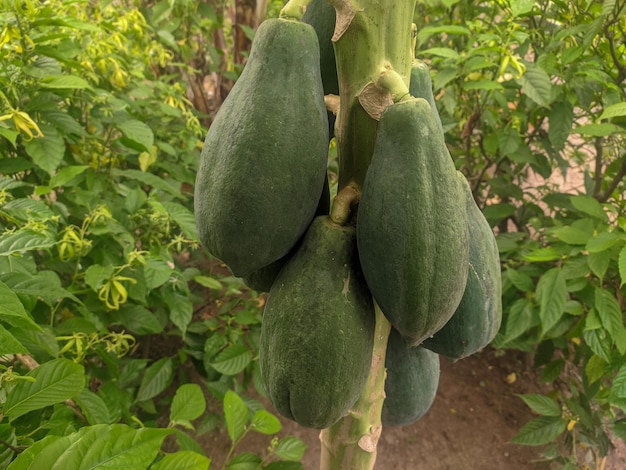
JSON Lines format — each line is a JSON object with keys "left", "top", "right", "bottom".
{"left": 200, "top": 348, "right": 557, "bottom": 469}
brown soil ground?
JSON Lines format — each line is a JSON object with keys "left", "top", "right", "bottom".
{"left": 198, "top": 347, "right": 626, "bottom": 470}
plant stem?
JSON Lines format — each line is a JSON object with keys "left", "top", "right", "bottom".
{"left": 319, "top": 305, "right": 391, "bottom": 470}
{"left": 331, "top": 0, "right": 417, "bottom": 190}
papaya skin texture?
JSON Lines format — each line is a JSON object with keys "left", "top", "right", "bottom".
{"left": 382, "top": 328, "right": 440, "bottom": 427}
{"left": 259, "top": 216, "right": 375, "bottom": 429}
{"left": 356, "top": 97, "right": 469, "bottom": 345}
{"left": 423, "top": 173, "right": 503, "bottom": 360}
{"left": 242, "top": 174, "right": 330, "bottom": 293}
{"left": 194, "top": 18, "right": 328, "bottom": 277}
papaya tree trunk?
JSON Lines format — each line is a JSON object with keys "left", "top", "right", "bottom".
{"left": 318, "top": 0, "right": 417, "bottom": 468}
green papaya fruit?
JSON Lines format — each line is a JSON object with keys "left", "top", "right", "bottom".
{"left": 302, "top": 0, "right": 338, "bottom": 138}
{"left": 259, "top": 216, "right": 375, "bottom": 429}
{"left": 242, "top": 174, "right": 330, "bottom": 292}
{"left": 382, "top": 328, "right": 440, "bottom": 427}
{"left": 356, "top": 98, "right": 469, "bottom": 345}
{"left": 194, "top": 18, "right": 329, "bottom": 277}
{"left": 422, "top": 173, "right": 502, "bottom": 360}
{"left": 409, "top": 59, "right": 443, "bottom": 134}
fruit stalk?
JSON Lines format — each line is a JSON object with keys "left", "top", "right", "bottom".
{"left": 319, "top": 304, "right": 391, "bottom": 470}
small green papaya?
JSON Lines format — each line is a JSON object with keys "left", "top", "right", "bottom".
{"left": 194, "top": 18, "right": 328, "bottom": 277}
{"left": 382, "top": 328, "right": 440, "bottom": 427}
{"left": 259, "top": 216, "right": 375, "bottom": 429}
{"left": 357, "top": 98, "right": 469, "bottom": 345}
{"left": 423, "top": 173, "right": 502, "bottom": 360}
{"left": 302, "top": 0, "right": 339, "bottom": 139}
{"left": 409, "top": 59, "right": 443, "bottom": 134}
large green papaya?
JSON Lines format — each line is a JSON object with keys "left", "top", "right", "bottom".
{"left": 194, "top": 18, "right": 328, "bottom": 277}
{"left": 409, "top": 59, "right": 443, "bottom": 134}
{"left": 382, "top": 328, "right": 440, "bottom": 426}
{"left": 259, "top": 216, "right": 375, "bottom": 429}
{"left": 356, "top": 98, "right": 469, "bottom": 345}
{"left": 423, "top": 173, "right": 502, "bottom": 360}
{"left": 242, "top": 174, "right": 330, "bottom": 293}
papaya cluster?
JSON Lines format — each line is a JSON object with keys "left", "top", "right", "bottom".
{"left": 194, "top": 2, "right": 502, "bottom": 430}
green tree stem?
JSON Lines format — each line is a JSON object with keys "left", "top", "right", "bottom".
{"left": 331, "top": 0, "right": 417, "bottom": 190}
{"left": 319, "top": 305, "right": 391, "bottom": 470}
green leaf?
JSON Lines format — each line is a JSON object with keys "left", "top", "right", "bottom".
{"left": 583, "top": 328, "right": 611, "bottom": 363}
{"left": 110, "top": 169, "right": 182, "bottom": 197}
{"left": 511, "top": 416, "right": 567, "bottom": 445}
{"left": 619, "top": 246, "right": 626, "bottom": 287}
{"left": 0, "top": 279, "right": 41, "bottom": 331}
{"left": 151, "top": 451, "right": 211, "bottom": 470}
{"left": 599, "top": 102, "right": 626, "bottom": 120}
{"left": 594, "top": 288, "right": 626, "bottom": 353}
{"left": 570, "top": 195, "right": 607, "bottom": 221}
{"left": 84, "top": 264, "right": 115, "bottom": 291}
{"left": 164, "top": 291, "right": 193, "bottom": 336}
{"left": 1, "top": 270, "right": 79, "bottom": 306}
{"left": 224, "top": 390, "right": 249, "bottom": 443}
{"left": 522, "top": 247, "right": 561, "bottom": 262}
{"left": 170, "top": 384, "right": 207, "bottom": 428}
{"left": 462, "top": 80, "right": 504, "bottom": 91}
{"left": 421, "top": 47, "right": 460, "bottom": 59}
{"left": 3, "top": 198, "right": 54, "bottom": 220}
{"left": 4, "top": 358, "right": 85, "bottom": 421}
{"left": 585, "top": 354, "right": 607, "bottom": 384}
{"left": 517, "top": 394, "right": 561, "bottom": 417}
{"left": 194, "top": 275, "right": 223, "bottom": 290}
{"left": 7, "top": 424, "right": 172, "bottom": 470}
{"left": 250, "top": 410, "right": 281, "bottom": 435}
{"left": 40, "top": 75, "right": 91, "bottom": 89}
{"left": 548, "top": 102, "right": 573, "bottom": 152}
{"left": 274, "top": 436, "right": 307, "bottom": 461}
{"left": 417, "top": 25, "right": 471, "bottom": 45}
{"left": 143, "top": 258, "right": 174, "bottom": 290}
{"left": 0, "top": 229, "right": 57, "bottom": 256}
{"left": 227, "top": 452, "right": 262, "bottom": 470}
{"left": 118, "top": 119, "right": 154, "bottom": 152}
{"left": 572, "top": 123, "right": 623, "bottom": 136}
{"left": 506, "top": 268, "right": 534, "bottom": 292}
{"left": 551, "top": 226, "right": 591, "bottom": 245}
{"left": 536, "top": 268, "right": 567, "bottom": 334}
{"left": 518, "top": 63, "right": 552, "bottom": 107}
{"left": 588, "top": 250, "right": 611, "bottom": 280}
{"left": 0, "top": 324, "right": 30, "bottom": 355}
{"left": 510, "top": 0, "right": 535, "bottom": 16}
{"left": 23, "top": 124, "right": 65, "bottom": 175}
{"left": 610, "top": 364, "right": 626, "bottom": 400}
{"left": 112, "top": 304, "right": 164, "bottom": 335}
{"left": 161, "top": 201, "right": 199, "bottom": 241}
{"left": 73, "top": 388, "right": 112, "bottom": 425}
{"left": 136, "top": 357, "right": 175, "bottom": 402}
{"left": 173, "top": 429, "right": 205, "bottom": 455}
{"left": 503, "top": 299, "right": 535, "bottom": 343}
{"left": 210, "top": 343, "right": 252, "bottom": 376}
{"left": 585, "top": 231, "right": 619, "bottom": 253}
{"left": 49, "top": 165, "right": 89, "bottom": 188}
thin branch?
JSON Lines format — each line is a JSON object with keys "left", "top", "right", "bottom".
{"left": 593, "top": 137, "right": 604, "bottom": 199}
{"left": 598, "top": 154, "right": 626, "bottom": 203}
{"left": 0, "top": 438, "right": 20, "bottom": 454}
